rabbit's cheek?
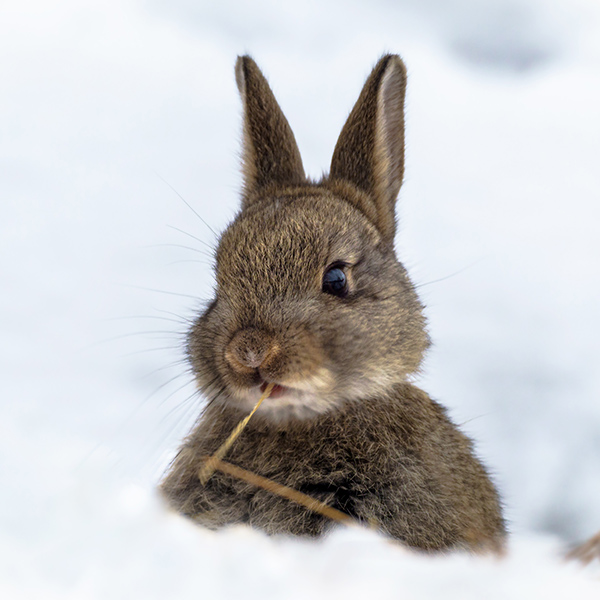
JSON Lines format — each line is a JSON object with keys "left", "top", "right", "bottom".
{"left": 282, "top": 365, "right": 334, "bottom": 392}
{"left": 259, "top": 340, "right": 325, "bottom": 385}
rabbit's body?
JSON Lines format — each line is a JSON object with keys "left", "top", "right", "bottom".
{"left": 160, "top": 55, "right": 506, "bottom": 551}
{"left": 162, "top": 382, "right": 504, "bottom": 551}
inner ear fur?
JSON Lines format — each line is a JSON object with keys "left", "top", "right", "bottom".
{"left": 328, "top": 55, "right": 407, "bottom": 243}
{"left": 235, "top": 56, "right": 306, "bottom": 206}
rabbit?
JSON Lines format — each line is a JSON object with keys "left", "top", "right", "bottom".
{"left": 159, "top": 54, "right": 506, "bottom": 553}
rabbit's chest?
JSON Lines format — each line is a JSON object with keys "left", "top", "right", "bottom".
{"left": 212, "top": 424, "right": 411, "bottom": 535}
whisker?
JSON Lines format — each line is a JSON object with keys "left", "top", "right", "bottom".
{"left": 121, "top": 284, "right": 199, "bottom": 300}
{"left": 162, "top": 387, "right": 202, "bottom": 421}
{"left": 95, "top": 330, "right": 185, "bottom": 345}
{"left": 158, "top": 378, "right": 199, "bottom": 407}
{"left": 138, "top": 359, "right": 191, "bottom": 381}
{"left": 123, "top": 346, "right": 183, "bottom": 357}
{"left": 167, "top": 224, "right": 217, "bottom": 253}
{"left": 155, "top": 388, "right": 204, "bottom": 451}
{"left": 204, "top": 383, "right": 228, "bottom": 410}
{"left": 415, "top": 261, "right": 482, "bottom": 289}
{"left": 154, "top": 171, "right": 218, "bottom": 238}
{"left": 198, "top": 377, "right": 222, "bottom": 405}
{"left": 147, "top": 243, "right": 214, "bottom": 259}
{"left": 143, "top": 371, "right": 191, "bottom": 403}
{"left": 166, "top": 259, "right": 213, "bottom": 267}
{"left": 458, "top": 412, "right": 495, "bottom": 427}
{"left": 154, "top": 308, "right": 198, "bottom": 324}
{"left": 77, "top": 373, "right": 191, "bottom": 471}
{"left": 104, "top": 315, "right": 188, "bottom": 325}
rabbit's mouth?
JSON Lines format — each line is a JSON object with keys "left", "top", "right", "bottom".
{"left": 260, "top": 381, "right": 287, "bottom": 399}
{"left": 223, "top": 367, "right": 336, "bottom": 420}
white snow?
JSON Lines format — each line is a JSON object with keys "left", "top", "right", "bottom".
{"left": 1, "top": 0, "right": 599, "bottom": 597}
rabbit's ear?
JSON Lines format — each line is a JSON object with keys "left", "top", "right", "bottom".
{"left": 235, "top": 56, "right": 306, "bottom": 206}
{"left": 329, "top": 55, "right": 407, "bottom": 243}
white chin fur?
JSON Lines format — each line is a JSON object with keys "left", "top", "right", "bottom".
{"left": 214, "top": 368, "right": 409, "bottom": 422}
{"left": 228, "top": 386, "right": 337, "bottom": 421}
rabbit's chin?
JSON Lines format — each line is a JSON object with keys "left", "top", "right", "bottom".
{"left": 227, "top": 384, "right": 339, "bottom": 422}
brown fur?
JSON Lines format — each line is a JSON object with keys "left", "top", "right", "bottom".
{"left": 160, "top": 55, "right": 506, "bottom": 552}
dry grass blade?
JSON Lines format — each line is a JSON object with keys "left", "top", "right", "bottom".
{"left": 199, "top": 382, "right": 275, "bottom": 484}
{"left": 567, "top": 531, "right": 600, "bottom": 565}
{"left": 197, "top": 383, "right": 378, "bottom": 532}
{"left": 206, "top": 456, "right": 359, "bottom": 527}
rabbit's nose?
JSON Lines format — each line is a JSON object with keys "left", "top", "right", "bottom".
{"left": 225, "top": 328, "right": 280, "bottom": 373}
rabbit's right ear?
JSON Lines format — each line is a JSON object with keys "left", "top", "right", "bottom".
{"left": 329, "top": 55, "right": 407, "bottom": 243}
{"left": 235, "top": 56, "right": 306, "bottom": 207}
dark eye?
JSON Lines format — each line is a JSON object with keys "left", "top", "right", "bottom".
{"left": 322, "top": 265, "right": 348, "bottom": 297}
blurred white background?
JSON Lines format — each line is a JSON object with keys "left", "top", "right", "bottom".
{"left": 1, "top": 0, "right": 599, "bottom": 598}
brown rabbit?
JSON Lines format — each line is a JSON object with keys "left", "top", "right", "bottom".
{"left": 160, "top": 54, "right": 506, "bottom": 552}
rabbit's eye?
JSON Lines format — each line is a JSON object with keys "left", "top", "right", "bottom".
{"left": 322, "top": 265, "right": 348, "bottom": 298}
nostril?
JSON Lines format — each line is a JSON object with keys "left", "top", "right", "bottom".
{"left": 225, "top": 328, "right": 275, "bottom": 373}
{"left": 240, "top": 347, "right": 266, "bottom": 369}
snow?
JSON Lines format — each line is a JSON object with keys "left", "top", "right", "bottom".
{"left": 1, "top": 0, "right": 599, "bottom": 597}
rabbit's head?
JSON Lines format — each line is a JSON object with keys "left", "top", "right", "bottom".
{"left": 188, "top": 55, "right": 430, "bottom": 421}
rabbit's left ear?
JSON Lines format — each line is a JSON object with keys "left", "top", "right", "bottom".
{"left": 235, "top": 56, "right": 306, "bottom": 206}
{"left": 329, "top": 55, "right": 407, "bottom": 243}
